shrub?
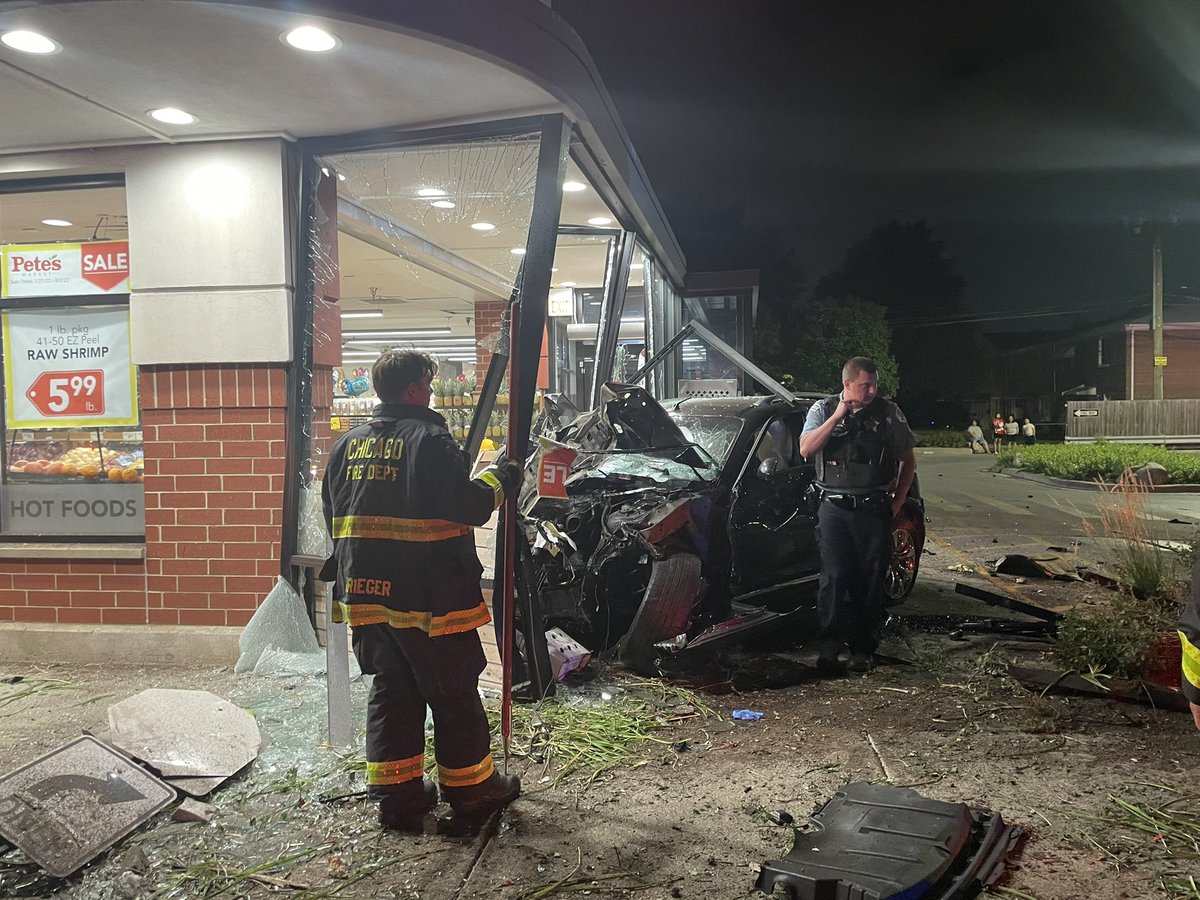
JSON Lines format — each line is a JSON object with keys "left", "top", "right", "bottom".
{"left": 1052, "top": 593, "right": 1160, "bottom": 680}
{"left": 912, "top": 428, "right": 972, "bottom": 449}
{"left": 998, "top": 442, "right": 1200, "bottom": 482}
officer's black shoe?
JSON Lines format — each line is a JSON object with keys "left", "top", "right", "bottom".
{"left": 816, "top": 642, "right": 844, "bottom": 677}
{"left": 847, "top": 652, "right": 875, "bottom": 674}
{"left": 378, "top": 778, "right": 438, "bottom": 833}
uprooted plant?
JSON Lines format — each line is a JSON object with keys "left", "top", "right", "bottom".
{"left": 1058, "top": 472, "right": 1187, "bottom": 680}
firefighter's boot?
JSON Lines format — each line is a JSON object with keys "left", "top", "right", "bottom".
{"left": 439, "top": 773, "right": 521, "bottom": 835}
{"left": 378, "top": 778, "right": 439, "bottom": 833}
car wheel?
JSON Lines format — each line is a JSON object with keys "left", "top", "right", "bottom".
{"left": 619, "top": 553, "right": 702, "bottom": 675}
{"left": 884, "top": 518, "right": 920, "bottom": 605}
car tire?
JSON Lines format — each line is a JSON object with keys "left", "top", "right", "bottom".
{"left": 619, "top": 553, "right": 702, "bottom": 675}
{"left": 884, "top": 512, "right": 921, "bottom": 606}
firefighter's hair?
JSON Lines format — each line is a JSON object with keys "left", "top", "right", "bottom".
{"left": 842, "top": 356, "right": 877, "bottom": 382}
{"left": 372, "top": 349, "right": 437, "bottom": 402}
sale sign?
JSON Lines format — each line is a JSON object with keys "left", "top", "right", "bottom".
{"left": 535, "top": 438, "right": 578, "bottom": 499}
{"left": 2, "top": 307, "right": 138, "bottom": 428}
{"left": 1, "top": 241, "right": 130, "bottom": 298}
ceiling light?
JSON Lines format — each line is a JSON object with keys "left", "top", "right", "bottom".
{"left": 149, "top": 107, "right": 196, "bottom": 125}
{"left": 560, "top": 281, "right": 577, "bottom": 288}
{"left": 562, "top": 181, "right": 587, "bottom": 192}
{"left": 283, "top": 25, "right": 339, "bottom": 52}
{"left": 418, "top": 187, "right": 447, "bottom": 197}
{"left": 551, "top": 268, "right": 559, "bottom": 272}
{"left": 40, "top": 218, "right": 72, "bottom": 227}
{"left": 471, "top": 222, "right": 495, "bottom": 231}
{"left": 340, "top": 310, "right": 383, "bottom": 319}
{"left": 510, "top": 248, "right": 526, "bottom": 255}
{"left": 430, "top": 200, "right": 456, "bottom": 209}
{"left": 336, "top": 172, "right": 346, "bottom": 182}
{"left": 1, "top": 30, "right": 59, "bottom": 54}
{"left": 587, "top": 216, "right": 613, "bottom": 226}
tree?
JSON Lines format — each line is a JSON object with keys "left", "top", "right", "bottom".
{"left": 816, "top": 220, "right": 968, "bottom": 406}
{"left": 790, "top": 297, "right": 898, "bottom": 395}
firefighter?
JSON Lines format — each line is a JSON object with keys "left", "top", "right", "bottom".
{"left": 321, "top": 349, "right": 524, "bottom": 833}
{"left": 799, "top": 357, "right": 916, "bottom": 675}
{"left": 1181, "top": 557, "right": 1200, "bottom": 730}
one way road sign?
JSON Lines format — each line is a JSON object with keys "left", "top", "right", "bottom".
{"left": 0, "top": 735, "right": 174, "bottom": 877}
{"left": 1072, "top": 408, "right": 1099, "bottom": 417}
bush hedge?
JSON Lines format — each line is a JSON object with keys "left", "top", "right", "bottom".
{"left": 912, "top": 429, "right": 972, "bottom": 448}
{"left": 998, "top": 442, "right": 1200, "bottom": 482}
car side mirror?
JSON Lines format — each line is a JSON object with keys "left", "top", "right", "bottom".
{"left": 758, "top": 458, "right": 782, "bottom": 477}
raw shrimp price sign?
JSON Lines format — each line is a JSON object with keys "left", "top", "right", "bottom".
{"left": 2, "top": 306, "right": 138, "bottom": 428}
{"left": 25, "top": 370, "right": 105, "bottom": 418}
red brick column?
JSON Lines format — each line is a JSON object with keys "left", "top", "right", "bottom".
{"left": 140, "top": 365, "right": 287, "bottom": 627}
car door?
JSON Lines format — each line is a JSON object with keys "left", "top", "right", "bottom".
{"left": 727, "top": 412, "right": 819, "bottom": 598}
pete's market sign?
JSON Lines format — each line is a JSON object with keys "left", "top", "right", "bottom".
{"left": 1, "top": 241, "right": 130, "bottom": 298}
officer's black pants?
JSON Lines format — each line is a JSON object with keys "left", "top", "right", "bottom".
{"left": 816, "top": 500, "right": 891, "bottom": 654}
{"left": 351, "top": 624, "right": 495, "bottom": 807}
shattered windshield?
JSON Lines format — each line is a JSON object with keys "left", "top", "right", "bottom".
{"left": 578, "top": 444, "right": 720, "bottom": 484}
{"left": 668, "top": 415, "right": 743, "bottom": 465}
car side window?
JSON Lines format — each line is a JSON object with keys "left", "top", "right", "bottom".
{"left": 752, "top": 416, "right": 803, "bottom": 475}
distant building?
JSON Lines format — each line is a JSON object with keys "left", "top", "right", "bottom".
{"left": 979, "top": 298, "right": 1200, "bottom": 422}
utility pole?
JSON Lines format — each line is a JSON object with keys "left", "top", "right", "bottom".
{"left": 1152, "top": 234, "right": 1164, "bottom": 400}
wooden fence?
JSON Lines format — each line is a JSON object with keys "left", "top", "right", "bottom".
{"left": 1065, "top": 399, "right": 1200, "bottom": 445}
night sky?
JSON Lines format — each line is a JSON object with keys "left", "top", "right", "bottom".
{"left": 551, "top": 1, "right": 1200, "bottom": 331}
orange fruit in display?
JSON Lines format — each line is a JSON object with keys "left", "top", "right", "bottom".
{"left": 80, "top": 464, "right": 99, "bottom": 478}
{"left": 121, "top": 467, "right": 139, "bottom": 482}
{"left": 61, "top": 464, "right": 78, "bottom": 476}
{"left": 107, "top": 467, "right": 124, "bottom": 481}
{"left": 45, "top": 462, "right": 64, "bottom": 475}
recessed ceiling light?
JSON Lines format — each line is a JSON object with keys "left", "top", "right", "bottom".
{"left": 562, "top": 181, "right": 587, "bottom": 192}
{"left": 340, "top": 310, "right": 383, "bottom": 319}
{"left": 1, "top": 30, "right": 59, "bottom": 54}
{"left": 283, "top": 25, "right": 339, "bottom": 52}
{"left": 418, "top": 187, "right": 447, "bottom": 197}
{"left": 551, "top": 268, "right": 559, "bottom": 272}
{"left": 336, "top": 172, "right": 346, "bottom": 182}
{"left": 41, "top": 218, "right": 72, "bottom": 227}
{"left": 149, "top": 107, "right": 196, "bottom": 125}
{"left": 587, "top": 216, "right": 613, "bottom": 226}
{"left": 510, "top": 248, "right": 526, "bottom": 255}
{"left": 430, "top": 200, "right": 456, "bottom": 209}
{"left": 560, "top": 281, "right": 577, "bottom": 288}
{"left": 470, "top": 222, "right": 495, "bottom": 231}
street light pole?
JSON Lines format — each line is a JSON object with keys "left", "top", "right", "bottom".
{"left": 1152, "top": 234, "right": 1164, "bottom": 400}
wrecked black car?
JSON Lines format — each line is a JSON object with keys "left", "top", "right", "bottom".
{"left": 517, "top": 330, "right": 924, "bottom": 678}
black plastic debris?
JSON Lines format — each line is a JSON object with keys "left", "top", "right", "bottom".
{"left": 757, "top": 782, "right": 1023, "bottom": 899}
{"left": 768, "top": 809, "right": 794, "bottom": 826}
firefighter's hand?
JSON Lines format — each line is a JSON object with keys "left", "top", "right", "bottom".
{"left": 488, "top": 455, "right": 525, "bottom": 497}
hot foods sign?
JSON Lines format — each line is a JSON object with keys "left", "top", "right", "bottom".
{"left": 1, "top": 241, "right": 130, "bottom": 298}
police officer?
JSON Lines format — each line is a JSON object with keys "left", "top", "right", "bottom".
{"left": 322, "top": 349, "right": 524, "bottom": 833}
{"left": 799, "top": 357, "right": 915, "bottom": 674}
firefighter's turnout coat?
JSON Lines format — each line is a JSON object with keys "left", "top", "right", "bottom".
{"left": 321, "top": 403, "right": 504, "bottom": 636}
{"left": 1181, "top": 558, "right": 1200, "bottom": 709}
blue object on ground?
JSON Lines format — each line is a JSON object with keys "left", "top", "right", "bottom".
{"left": 732, "top": 709, "right": 764, "bottom": 721}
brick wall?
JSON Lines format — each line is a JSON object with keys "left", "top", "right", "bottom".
{"left": 474, "top": 300, "right": 506, "bottom": 379}
{"left": 0, "top": 365, "right": 289, "bottom": 628}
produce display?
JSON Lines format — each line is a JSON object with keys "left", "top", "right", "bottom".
{"left": 7, "top": 440, "right": 143, "bottom": 482}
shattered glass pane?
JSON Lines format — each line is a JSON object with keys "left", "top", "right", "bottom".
{"left": 672, "top": 414, "right": 744, "bottom": 464}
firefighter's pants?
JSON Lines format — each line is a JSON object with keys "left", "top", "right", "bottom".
{"left": 351, "top": 624, "right": 495, "bottom": 806}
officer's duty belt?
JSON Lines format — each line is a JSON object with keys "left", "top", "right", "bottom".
{"left": 820, "top": 492, "right": 889, "bottom": 510}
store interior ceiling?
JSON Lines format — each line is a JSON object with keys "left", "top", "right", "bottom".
{"left": 0, "top": 2, "right": 655, "bottom": 371}
{"left": 0, "top": 158, "right": 644, "bottom": 370}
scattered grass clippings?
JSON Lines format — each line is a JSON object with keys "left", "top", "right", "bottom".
{"left": 164, "top": 845, "right": 328, "bottom": 899}
{"left": 0, "top": 676, "right": 77, "bottom": 713}
{"left": 1072, "top": 785, "right": 1200, "bottom": 894}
